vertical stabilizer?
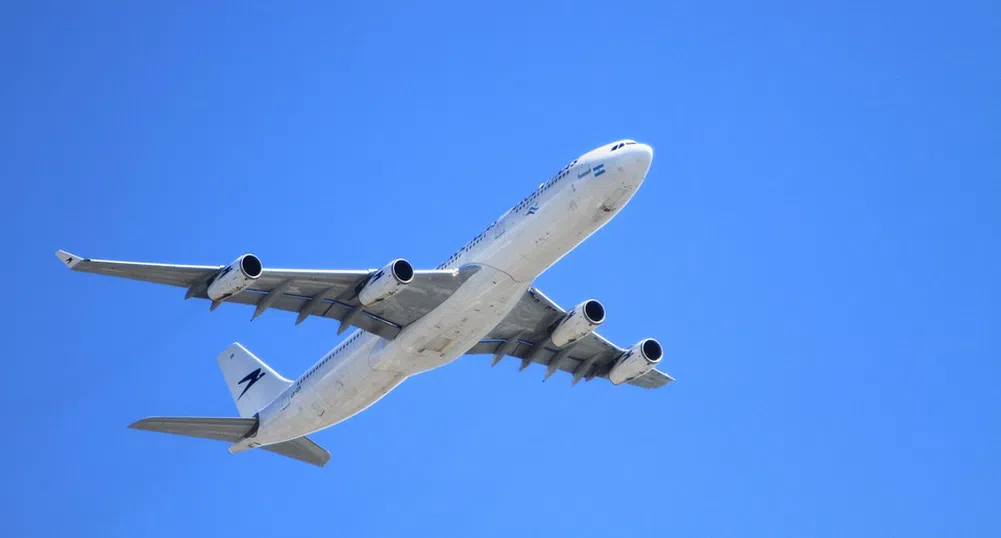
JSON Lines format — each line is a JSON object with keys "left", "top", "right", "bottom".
{"left": 217, "top": 343, "right": 292, "bottom": 417}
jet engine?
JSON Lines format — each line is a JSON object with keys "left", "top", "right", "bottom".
{"left": 550, "top": 299, "right": 605, "bottom": 348}
{"left": 608, "top": 338, "right": 663, "bottom": 385}
{"left": 206, "top": 254, "right": 263, "bottom": 301}
{"left": 358, "top": 259, "right": 415, "bottom": 306}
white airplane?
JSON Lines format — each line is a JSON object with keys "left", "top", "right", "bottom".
{"left": 57, "top": 140, "right": 672, "bottom": 467}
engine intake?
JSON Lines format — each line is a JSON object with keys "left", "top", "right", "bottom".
{"left": 608, "top": 338, "right": 663, "bottom": 385}
{"left": 550, "top": 299, "right": 605, "bottom": 348}
{"left": 358, "top": 258, "right": 414, "bottom": 306}
{"left": 207, "top": 254, "right": 263, "bottom": 301}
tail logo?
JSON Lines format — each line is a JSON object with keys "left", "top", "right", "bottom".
{"left": 237, "top": 368, "right": 266, "bottom": 400}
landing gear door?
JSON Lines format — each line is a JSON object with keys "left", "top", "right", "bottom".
{"left": 600, "top": 187, "right": 629, "bottom": 213}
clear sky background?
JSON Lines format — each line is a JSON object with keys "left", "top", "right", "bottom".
{"left": 3, "top": 1, "right": 999, "bottom": 536}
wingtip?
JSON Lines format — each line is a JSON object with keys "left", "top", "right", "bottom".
{"left": 55, "top": 249, "right": 84, "bottom": 269}
{"left": 127, "top": 418, "right": 151, "bottom": 430}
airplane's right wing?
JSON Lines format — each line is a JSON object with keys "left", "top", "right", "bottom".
{"left": 56, "top": 250, "right": 479, "bottom": 339}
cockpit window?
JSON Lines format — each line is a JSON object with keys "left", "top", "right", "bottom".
{"left": 612, "top": 141, "right": 638, "bottom": 152}
{"left": 604, "top": 141, "right": 636, "bottom": 152}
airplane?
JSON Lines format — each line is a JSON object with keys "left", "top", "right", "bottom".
{"left": 57, "top": 139, "right": 673, "bottom": 467}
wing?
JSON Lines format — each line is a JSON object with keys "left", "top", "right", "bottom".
{"left": 466, "top": 288, "right": 674, "bottom": 389}
{"left": 56, "top": 250, "right": 477, "bottom": 339}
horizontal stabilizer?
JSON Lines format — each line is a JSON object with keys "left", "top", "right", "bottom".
{"left": 129, "top": 416, "right": 256, "bottom": 443}
{"left": 262, "top": 436, "right": 331, "bottom": 467}
{"left": 130, "top": 417, "right": 330, "bottom": 467}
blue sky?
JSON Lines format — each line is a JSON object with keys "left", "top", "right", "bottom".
{"left": 4, "top": 1, "right": 1000, "bottom": 536}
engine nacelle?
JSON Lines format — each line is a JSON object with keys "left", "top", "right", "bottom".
{"left": 358, "top": 259, "right": 415, "bottom": 306}
{"left": 206, "top": 254, "right": 263, "bottom": 301}
{"left": 550, "top": 299, "right": 605, "bottom": 348}
{"left": 608, "top": 338, "right": 663, "bottom": 385}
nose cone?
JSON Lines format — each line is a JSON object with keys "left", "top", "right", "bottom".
{"left": 631, "top": 143, "right": 653, "bottom": 176}
{"left": 579, "top": 140, "right": 654, "bottom": 181}
{"left": 610, "top": 142, "right": 652, "bottom": 179}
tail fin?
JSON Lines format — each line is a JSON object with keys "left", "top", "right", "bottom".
{"left": 217, "top": 342, "right": 291, "bottom": 417}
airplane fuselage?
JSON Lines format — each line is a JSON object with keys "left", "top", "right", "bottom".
{"left": 233, "top": 141, "right": 654, "bottom": 451}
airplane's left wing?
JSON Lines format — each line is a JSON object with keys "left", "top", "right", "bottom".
{"left": 56, "top": 250, "right": 476, "bottom": 339}
{"left": 466, "top": 287, "right": 674, "bottom": 389}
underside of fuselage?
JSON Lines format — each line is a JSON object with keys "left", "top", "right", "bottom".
{"left": 237, "top": 141, "right": 656, "bottom": 449}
